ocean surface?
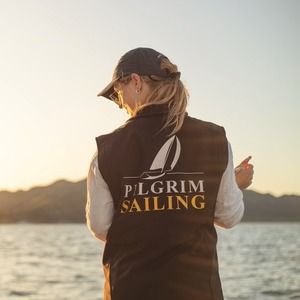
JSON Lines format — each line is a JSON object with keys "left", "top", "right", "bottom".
{"left": 0, "top": 223, "right": 299, "bottom": 300}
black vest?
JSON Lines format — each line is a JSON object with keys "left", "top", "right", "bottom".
{"left": 96, "top": 104, "right": 228, "bottom": 300}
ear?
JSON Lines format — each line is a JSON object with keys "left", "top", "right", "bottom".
{"left": 130, "top": 73, "right": 142, "bottom": 89}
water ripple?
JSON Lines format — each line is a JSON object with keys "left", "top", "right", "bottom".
{"left": 0, "top": 223, "right": 299, "bottom": 300}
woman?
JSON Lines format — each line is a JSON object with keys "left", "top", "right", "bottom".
{"left": 86, "top": 47, "right": 254, "bottom": 300}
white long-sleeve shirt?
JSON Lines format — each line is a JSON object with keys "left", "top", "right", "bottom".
{"left": 86, "top": 142, "right": 244, "bottom": 241}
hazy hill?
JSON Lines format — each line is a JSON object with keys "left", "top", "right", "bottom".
{"left": 242, "top": 190, "right": 300, "bottom": 222}
{"left": 0, "top": 179, "right": 299, "bottom": 223}
{"left": 0, "top": 180, "right": 86, "bottom": 223}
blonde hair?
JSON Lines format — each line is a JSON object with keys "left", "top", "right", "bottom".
{"left": 130, "top": 58, "right": 189, "bottom": 137}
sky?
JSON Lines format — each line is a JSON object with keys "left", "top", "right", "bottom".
{"left": 0, "top": 0, "right": 299, "bottom": 196}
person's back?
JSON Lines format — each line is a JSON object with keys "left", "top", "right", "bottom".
{"left": 86, "top": 47, "right": 254, "bottom": 300}
{"left": 96, "top": 104, "right": 227, "bottom": 299}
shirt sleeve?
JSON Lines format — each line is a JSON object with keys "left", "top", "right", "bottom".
{"left": 86, "top": 151, "right": 114, "bottom": 241}
{"left": 214, "top": 142, "right": 244, "bottom": 229}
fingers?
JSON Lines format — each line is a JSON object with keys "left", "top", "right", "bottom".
{"left": 245, "top": 163, "right": 254, "bottom": 170}
{"left": 235, "top": 164, "right": 253, "bottom": 173}
{"left": 240, "top": 156, "right": 252, "bottom": 166}
{"left": 235, "top": 166, "right": 254, "bottom": 189}
{"left": 235, "top": 156, "right": 253, "bottom": 173}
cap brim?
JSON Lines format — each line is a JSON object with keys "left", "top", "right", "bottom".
{"left": 97, "top": 80, "right": 115, "bottom": 99}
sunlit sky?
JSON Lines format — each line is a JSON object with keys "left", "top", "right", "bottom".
{"left": 0, "top": 0, "right": 299, "bottom": 196}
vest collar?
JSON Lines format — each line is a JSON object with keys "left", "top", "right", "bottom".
{"left": 126, "top": 104, "right": 169, "bottom": 122}
{"left": 126, "top": 104, "right": 188, "bottom": 122}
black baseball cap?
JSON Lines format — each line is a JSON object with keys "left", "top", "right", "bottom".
{"left": 97, "top": 47, "right": 171, "bottom": 100}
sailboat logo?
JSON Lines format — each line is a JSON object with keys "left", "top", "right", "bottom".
{"left": 141, "top": 135, "right": 181, "bottom": 180}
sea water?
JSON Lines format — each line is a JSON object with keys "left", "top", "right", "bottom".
{"left": 0, "top": 223, "right": 299, "bottom": 300}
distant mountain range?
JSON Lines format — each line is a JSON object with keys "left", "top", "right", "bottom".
{"left": 0, "top": 179, "right": 299, "bottom": 223}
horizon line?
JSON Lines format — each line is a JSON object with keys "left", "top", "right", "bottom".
{"left": 0, "top": 178, "right": 299, "bottom": 198}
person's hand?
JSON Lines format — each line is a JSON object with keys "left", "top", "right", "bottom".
{"left": 235, "top": 156, "right": 254, "bottom": 190}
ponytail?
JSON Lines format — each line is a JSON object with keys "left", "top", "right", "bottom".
{"left": 134, "top": 58, "right": 189, "bottom": 137}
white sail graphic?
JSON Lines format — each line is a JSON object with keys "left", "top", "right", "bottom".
{"left": 141, "top": 135, "right": 181, "bottom": 180}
